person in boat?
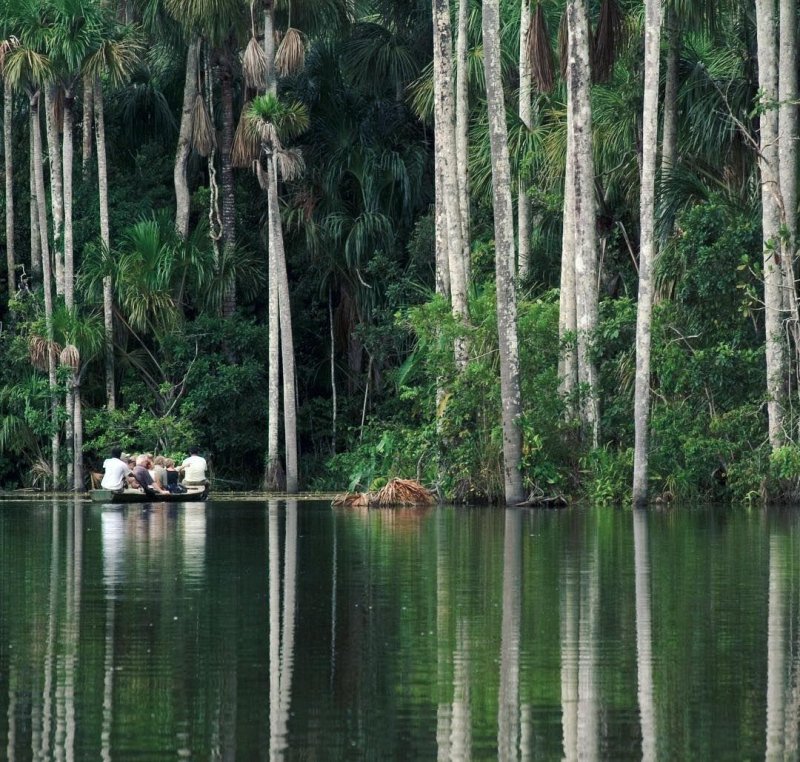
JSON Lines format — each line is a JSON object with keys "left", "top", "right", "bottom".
{"left": 100, "top": 447, "right": 133, "bottom": 493}
{"left": 152, "top": 456, "right": 168, "bottom": 491}
{"left": 124, "top": 455, "right": 141, "bottom": 489}
{"left": 181, "top": 446, "right": 209, "bottom": 487}
{"left": 133, "top": 454, "right": 170, "bottom": 496}
{"left": 164, "top": 458, "right": 185, "bottom": 493}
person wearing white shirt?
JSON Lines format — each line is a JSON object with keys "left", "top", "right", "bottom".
{"left": 181, "top": 446, "right": 209, "bottom": 486}
{"left": 100, "top": 447, "right": 133, "bottom": 492}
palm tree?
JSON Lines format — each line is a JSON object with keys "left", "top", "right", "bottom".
{"left": 482, "top": 0, "right": 524, "bottom": 505}
{"left": 632, "top": 0, "right": 663, "bottom": 507}
{"left": 248, "top": 93, "right": 308, "bottom": 494}
{"left": 1, "top": 39, "right": 15, "bottom": 296}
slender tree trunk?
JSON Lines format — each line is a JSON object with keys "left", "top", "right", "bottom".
{"left": 4, "top": 83, "right": 15, "bottom": 296}
{"left": 81, "top": 74, "right": 93, "bottom": 176}
{"left": 661, "top": 8, "right": 680, "bottom": 176}
{"left": 219, "top": 53, "right": 237, "bottom": 318}
{"left": 518, "top": 0, "right": 532, "bottom": 280}
{"left": 31, "top": 92, "right": 59, "bottom": 488}
{"left": 455, "top": 0, "right": 471, "bottom": 280}
{"left": 269, "top": 155, "right": 298, "bottom": 493}
{"left": 756, "top": 0, "right": 788, "bottom": 449}
{"left": 778, "top": 0, "right": 800, "bottom": 393}
{"left": 44, "top": 85, "right": 64, "bottom": 297}
{"left": 175, "top": 39, "right": 199, "bottom": 240}
{"left": 329, "top": 288, "right": 337, "bottom": 453}
{"left": 433, "top": 0, "right": 469, "bottom": 369}
{"left": 632, "top": 0, "right": 663, "bottom": 507}
{"left": 264, "top": 4, "right": 276, "bottom": 97}
{"left": 73, "top": 383, "right": 83, "bottom": 491}
{"left": 95, "top": 80, "right": 116, "bottom": 410}
{"left": 567, "top": 0, "right": 600, "bottom": 446}
{"left": 29, "top": 115, "right": 41, "bottom": 282}
{"left": 559, "top": 87, "right": 578, "bottom": 409}
{"left": 63, "top": 90, "right": 75, "bottom": 310}
{"left": 483, "top": 0, "right": 525, "bottom": 505}
{"left": 434, "top": 159, "right": 451, "bottom": 298}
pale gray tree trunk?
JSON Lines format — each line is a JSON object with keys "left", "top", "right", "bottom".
{"left": 756, "top": 0, "right": 788, "bottom": 448}
{"left": 633, "top": 510, "right": 657, "bottom": 761}
{"left": 63, "top": 91, "right": 75, "bottom": 310}
{"left": 44, "top": 85, "right": 64, "bottom": 297}
{"left": 483, "top": 0, "right": 525, "bottom": 505}
{"left": 73, "top": 383, "right": 83, "bottom": 491}
{"left": 175, "top": 39, "right": 199, "bottom": 240}
{"left": 456, "top": 0, "right": 471, "bottom": 279}
{"left": 31, "top": 92, "right": 59, "bottom": 488}
{"left": 778, "top": 0, "right": 800, "bottom": 389}
{"left": 434, "top": 161, "right": 451, "bottom": 298}
{"left": 433, "top": 0, "right": 469, "bottom": 368}
{"left": 269, "top": 155, "right": 298, "bottom": 493}
{"left": 632, "top": 0, "right": 663, "bottom": 507}
{"left": 559, "top": 122, "right": 578, "bottom": 407}
{"left": 29, "top": 116, "right": 41, "bottom": 281}
{"left": 4, "top": 84, "right": 15, "bottom": 295}
{"left": 81, "top": 74, "right": 93, "bottom": 176}
{"left": 95, "top": 80, "right": 115, "bottom": 410}
{"left": 264, "top": 4, "right": 276, "bottom": 96}
{"left": 518, "top": 0, "right": 532, "bottom": 279}
{"left": 567, "top": 0, "right": 599, "bottom": 446}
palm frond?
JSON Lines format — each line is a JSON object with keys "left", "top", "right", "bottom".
{"left": 232, "top": 99, "right": 261, "bottom": 167}
{"left": 593, "top": 0, "right": 623, "bottom": 84}
{"left": 242, "top": 35, "right": 268, "bottom": 90}
{"left": 275, "top": 27, "right": 305, "bottom": 77}
{"left": 529, "top": 2, "right": 554, "bottom": 93}
{"left": 191, "top": 92, "right": 215, "bottom": 157}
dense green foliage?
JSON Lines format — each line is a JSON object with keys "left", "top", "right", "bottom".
{"left": 0, "top": 0, "right": 791, "bottom": 502}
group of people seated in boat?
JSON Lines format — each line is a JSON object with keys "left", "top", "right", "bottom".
{"left": 100, "top": 446, "right": 208, "bottom": 496}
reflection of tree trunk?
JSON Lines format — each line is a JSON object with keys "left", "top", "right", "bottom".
{"left": 436, "top": 509, "right": 452, "bottom": 761}
{"left": 279, "top": 500, "right": 298, "bottom": 749}
{"left": 65, "top": 500, "right": 83, "bottom": 760}
{"left": 577, "top": 542, "right": 599, "bottom": 762}
{"left": 633, "top": 510, "right": 657, "bottom": 761}
{"left": 450, "top": 619, "right": 472, "bottom": 760}
{"left": 498, "top": 509, "right": 522, "bottom": 760}
{"left": 766, "top": 534, "right": 786, "bottom": 759}
{"left": 6, "top": 661, "right": 16, "bottom": 761}
{"left": 560, "top": 556, "right": 578, "bottom": 762}
{"left": 41, "top": 505, "right": 59, "bottom": 758}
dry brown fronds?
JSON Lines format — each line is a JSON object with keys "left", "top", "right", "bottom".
{"left": 191, "top": 93, "right": 215, "bottom": 157}
{"left": 29, "top": 335, "right": 61, "bottom": 372}
{"left": 371, "top": 478, "right": 435, "bottom": 507}
{"left": 529, "top": 3, "right": 554, "bottom": 93}
{"left": 242, "top": 36, "right": 268, "bottom": 91}
{"left": 59, "top": 344, "right": 80, "bottom": 370}
{"left": 331, "top": 491, "right": 369, "bottom": 507}
{"left": 593, "top": 0, "right": 623, "bottom": 83}
{"left": 276, "top": 146, "right": 304, "bottom": 181}
{"left": 232, "top": 100, "right": 261, "bottom": 168}
{"left": 275, "top": 27, "right": 305, "bottom": 77}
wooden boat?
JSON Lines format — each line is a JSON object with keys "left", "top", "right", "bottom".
{"left": 90, "top": 485, "right": 209, "bottom": 504}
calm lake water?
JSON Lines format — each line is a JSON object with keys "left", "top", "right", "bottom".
{"left": 0, "top": 499, "right": 797, "bottom": 760}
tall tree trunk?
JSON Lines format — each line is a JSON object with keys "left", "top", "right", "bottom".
{"left": 264, "top": 3, "right": 276, "bottom": 96}
{"left": 483, "top": 0, "right": 525, "bottom": 505}
{"left": 559, "top": 82, "right": 578, "bottom": 410}
{"left": 269, "top": 155, "right": 298, "bottom": 493}
{"left": 778, "top": 0, "right": 799, "bottom": 389}
{"left": 455, "top": 0, "right": 471, "bottom": 281}
{"left": 44, "top": 85, "right": 64, "bottom": 297}
{"left": 81, "top": 74, "right": 93, "bottom": 176}
{"left": 29, "top": 113, "right": 41, "bottom": 281}
{"left": 329, "top": 288, "right": 337, "bottom": 453}
{"left": 567, "top": 0, "right": 600, "bottom": 446}
{"left": 31, "top": 92, "right": 59, "bottom": 488}
{"left": 433, "top": 0, "right": 469, "bottom": 369}
{"left": 175, "top": 39, "right": 199, "bottom": 240}
{"left": 756, "top": 0, "right": 788, "bottom": 449}
{"left": 518, "top": 0, "right": 532, "bottom": 280}
{"left": 4, "top": 83, "right": 15, "bottom": 296}
{"left": 661, "top": 8, "right": 680, "bottom": 176}
{"left": 73, "top": 383, "right": 83, "bottom": 491}
{"left": 63, "top": 90, "right": 75, "bottom": 310}
{"left": 219, "top": 53, "right": 237, "bottom": 318}
{"left": 95, "top": 79, "right": 115, "bottom": 410}
{"left": 632, "top": 0, "right": 663, "bottom": 507}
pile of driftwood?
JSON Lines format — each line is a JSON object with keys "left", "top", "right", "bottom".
{"left": 332, "top": 478, "right": 436, "bottom": 508}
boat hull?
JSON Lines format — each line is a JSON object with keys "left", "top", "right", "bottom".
{"left": 90, "top": 486, "right": 209, "bottom": 504}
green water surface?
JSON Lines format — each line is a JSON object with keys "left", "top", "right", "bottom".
{"left": 0, "top": 500, "right": 795, "bottom": 760}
